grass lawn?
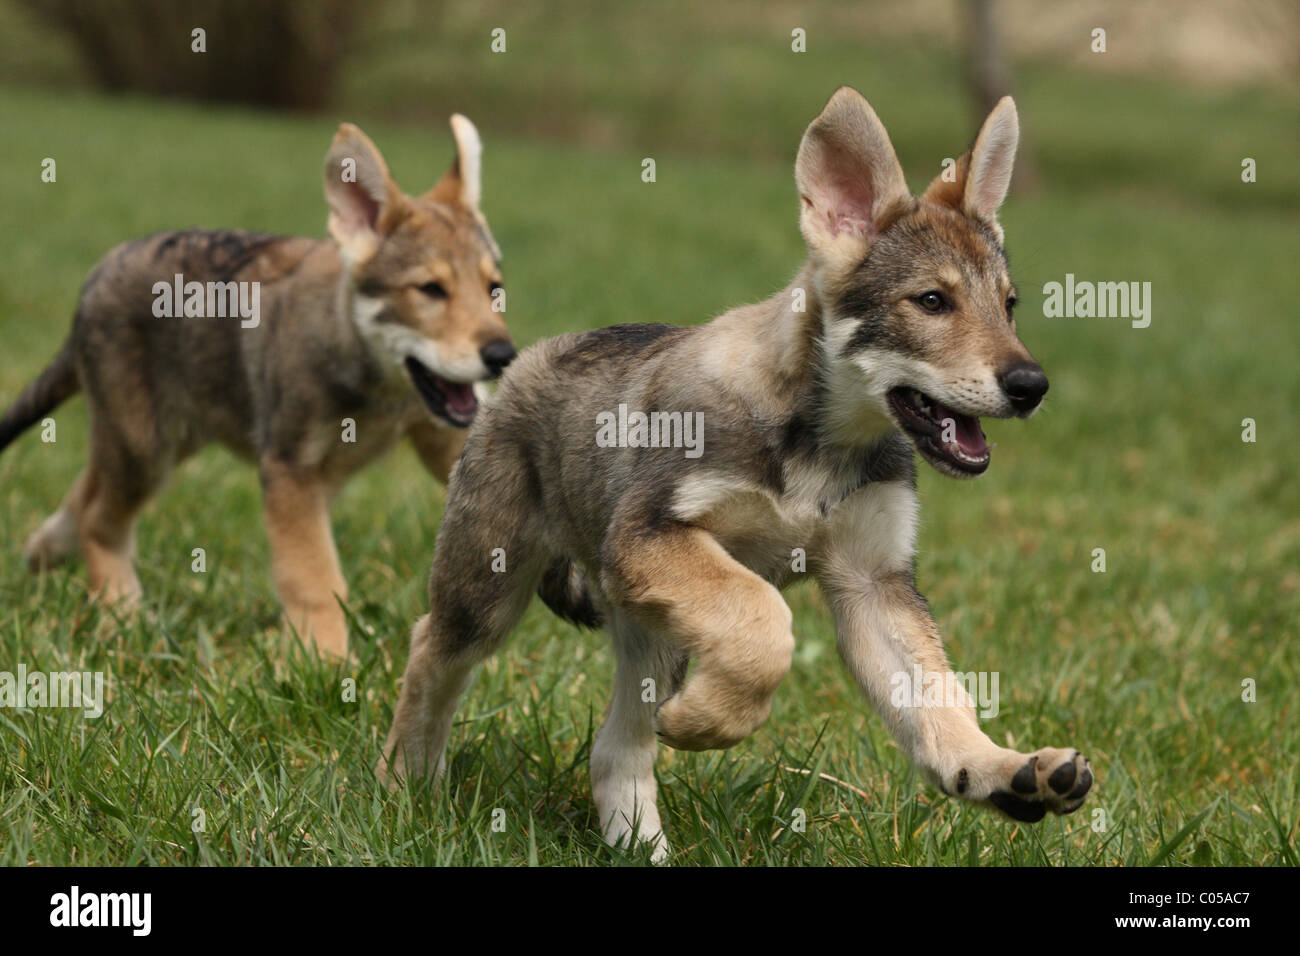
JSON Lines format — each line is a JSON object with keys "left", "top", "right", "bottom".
{"left": 0, "top": 44, "right": 1296, "bottom": 865}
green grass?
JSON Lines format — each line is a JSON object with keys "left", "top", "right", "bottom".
{"left": 0, "top": 27, "right": 1297, "bottom": 866}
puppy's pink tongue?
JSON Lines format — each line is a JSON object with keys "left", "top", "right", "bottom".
{"left": 443, "top": 382, "right": 477, "bottom": 417}
{"left": 933, "top": 401, "right": 988, "bottom": 456}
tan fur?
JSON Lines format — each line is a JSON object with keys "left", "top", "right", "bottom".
{"left": 605, "top": 523, "right": 795, "bottom": 750}
{"left": 261, "top": 459, "right": 349, "bottom": 657}
{"left": 379, "top": 89, "right": 1092, "bottom": 859}
{"left": 405, "top": 419, "right": 467, "bottom": 483}
{"left": 3, "top": 117, "right": 515, "bottom": 657}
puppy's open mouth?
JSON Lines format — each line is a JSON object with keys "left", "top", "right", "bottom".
{"left": 404, "top": 356, "right": 478, "bottom": 427}
{"left": 887, "top": 386, "right": 990, "bottom": 477}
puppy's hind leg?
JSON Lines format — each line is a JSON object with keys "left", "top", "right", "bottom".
{"left": 24, "top": 470, "right": 89, "bottom": 572}
{"left": 379, "top": 463, "right": 548, "bottom": 786}
{"left": 591, "top": 609, "right": 685, "bottom": 863}
{"left": 78, "top": 431, "right": 169, "bottom": 608}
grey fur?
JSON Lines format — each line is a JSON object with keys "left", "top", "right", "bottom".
{"left": 379, "top": 88, "right": 1092, "bottom": 859}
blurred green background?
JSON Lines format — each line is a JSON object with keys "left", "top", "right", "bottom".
{"left": 0, "top": 1, "right": 1296, "bottom": 865}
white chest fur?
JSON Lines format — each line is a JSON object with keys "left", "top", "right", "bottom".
{"left": 671, "top": 465, "right": 918, "bottom": 588}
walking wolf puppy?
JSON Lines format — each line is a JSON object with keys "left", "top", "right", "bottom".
{"left": 381, "top": 89, "right": 1093, "bottom": 859}
{"left": 0, "top": 117, "right": 514, "bottom": 657}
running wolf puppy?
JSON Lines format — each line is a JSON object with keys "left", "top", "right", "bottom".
{"left": 0, "top": 117, "right": 515, "bottom": 657}
{"left": 381, "top": 89, "right": 1093, "bottom": 859}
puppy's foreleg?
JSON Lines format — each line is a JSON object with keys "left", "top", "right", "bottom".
{"left": 815, "top": 481, "right": 1092, "bottom": 821}
{"left": 406, "top": 420, "right": 467, "bottom": 484}
{"left": 607, "top": 522, "right": 795, "bottom": 751}
{"left": 261, "top": 459, "right": 349, "bottom": 658}
{"left": 821, "top": 568, "right": 1092, "bottom": 821}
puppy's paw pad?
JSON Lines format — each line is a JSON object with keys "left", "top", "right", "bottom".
{"left": 987, "top": 747, "right": 1094, "bottom": 822}
{"left": 1010, "top": 754, "right": 1039, "bottom": 793}
{"left": 1048, "top": 758, "right": 1077, "bottom": 794}
{"left": 989, "top": 789, "right": 1048, "bottom": 823}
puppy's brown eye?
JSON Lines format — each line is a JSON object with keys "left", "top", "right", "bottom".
{"left": 916, "top": 291, "right": 947, "bottom": 313}
{"left": 1006, "top": 295, "right": 1017, "bottom": 313}
{"left": 419, "top": 281, "right": 448, "bottom": 299}
{"left": 489, "top": 281, "right": 503, "bottom": 295}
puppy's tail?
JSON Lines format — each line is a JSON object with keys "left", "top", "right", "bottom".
{"left": 0, "top": 340, "right": 79, "bottom": 454}
{"left": 538, "top": 556, "right": 603, "bottom": 629}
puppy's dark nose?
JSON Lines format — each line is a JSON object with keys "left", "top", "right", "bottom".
{"left": 480, "top": 339, "right": 516, "bottom": 378}
{"left": 998, "top": 364, "right": 1049, "bottom": 414}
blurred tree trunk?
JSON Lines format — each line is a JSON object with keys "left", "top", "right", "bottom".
{"left": 966, "top": 0, "right": 1039, "bottom": 191}
{"left": 17, "top": 0, "right": 368, "bottom": 110}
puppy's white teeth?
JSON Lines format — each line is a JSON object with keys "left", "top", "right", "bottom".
{"left": 950, "top": 446, "right": 989, "bottom": 465}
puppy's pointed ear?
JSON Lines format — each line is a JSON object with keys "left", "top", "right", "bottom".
{"left": 323, "top": 124, "right": 406, "bottom": 264}
{"left": 428, "top": 114, "right": 484, "bottom": 209}
{"left": 964, "top": 97, "right": 1018, "bottom": 222}
{"left": 795, "top": 87, "right": 911, "bottom": 268}
{"left": 924, "top": 97, "right": 1018, "bottom": 240}
{"left": 427, "top": 114, "right": 502, "bottom": 260}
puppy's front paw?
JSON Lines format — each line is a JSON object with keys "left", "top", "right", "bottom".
{"left": 375, "top": 744, "right": 445, "bottom": 791}
{"left": 283, "top": 607, "right": 350, "bottom": 660}
{"left": 982, "top": 747, "right": 1093, "bottom": 822}
{"left": 652, "top": 688, "right": 766, "bottom": 751}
